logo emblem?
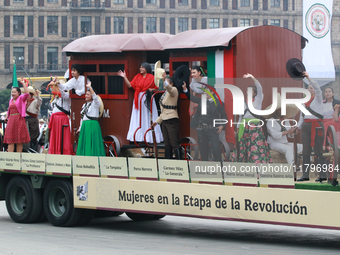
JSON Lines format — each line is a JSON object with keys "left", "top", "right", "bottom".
{"left": 305, "top": 3, "right": 330, "bottom": 39}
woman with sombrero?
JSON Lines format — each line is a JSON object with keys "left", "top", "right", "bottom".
{"left": 287, "top": 58, "right": 326, "bottom": 182}
{"left": 48, "top": 79, "right": 73, "bottom": 155}
{"left": 76, "top": 82, "right": 105, "bottom": 156}
{"left": 265, "top": 93, "right": 302, "bottom": 165}
{"left": 231, "top": 73, "right": 272, "bottom": 164}
{"left": 3, "top": 78, "right": 30, "bottom": 152}
{"left": 117, "top": 62, "right": 163, "bottom": 143}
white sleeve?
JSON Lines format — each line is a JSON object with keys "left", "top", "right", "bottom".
{"left": 297, "top": 111, "right": 303, "bottom": 129}
{"left": 92, "top": 94, "right": 101, "bottom": 108}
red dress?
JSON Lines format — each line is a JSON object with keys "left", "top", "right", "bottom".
{"left": 3, "top": 101, "right": 30, "bottom": 144}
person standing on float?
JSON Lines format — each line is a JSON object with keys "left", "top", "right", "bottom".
{"left": 118, "top": 63, "right": 163, "bottom": 143}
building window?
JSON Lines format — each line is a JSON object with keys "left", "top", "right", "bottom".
{"left": 209, "top": 18, "right": 219, "bottom": 28}
{"left": 114, "top": 17, "right": 124, "bottom": 33}
{"left": 178, "top": 0, "right": 188, "bottom": 5}
{"left": 47, "top": 16, "right": 58, "bottom": 34}
{"left": 13, "top": 0, "right": 24, "bottom": 2}
{"left": 271, "top": 0, "right": 280, "bottom": 7}
{"left": 146, "top": 17, "right": 157, "bottom": 33}
{"left": 241, "top": 0, "right": 250, "bottom": 7}
{"left": 146, "top": 0, "right": 156, "bottom": 4}
{"left": 13, "top": 47, "right": 25, "bottom": 67}
{"left": 81, "top": 16, "right": 92, "bottom": 36}
{"left": 240, "top": 19, "right": 250, "bottom": 26}
{"left": 47, "top": 47, "right": 58, "bottom": 70}
{"left": 210, "top": 0, "right": 219, "bottom": 6}
{"left": 114, "top": 0, "right": 124, "bottom": 3}
{"left": 271, "top": 19, "right": 280, "bottom": 26}
{"left": 13, "top": 16, "right": 24, "bottom": 34}
{"left": 47, "top": 0, "right": 58, "bottom": 2}
{"left": 178, "top": 17, "right": 188, "bottom": 32}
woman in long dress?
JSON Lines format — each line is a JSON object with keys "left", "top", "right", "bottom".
{"left": 4, "top": 81, "right": 30, "bottom": 152}
{"left": 231, "top": 73, "right": 272, "bottom": 163}
{"left": 76, "top": 82, "right": 105, "bottom": 156}
{"left": 118, "top": 63, "right": 163, "bottom": 143}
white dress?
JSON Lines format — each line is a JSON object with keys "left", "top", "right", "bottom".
{"left": 126, "top": 92, "right": 163, "bottom": 143}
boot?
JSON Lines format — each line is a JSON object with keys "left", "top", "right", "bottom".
{"left": 164, "top": 149, "right": 172, "bottom": 159}
{"left": 174, "top": 148, "right": 182, "bottom": 160}
{"left": 297, "top": 156, "right": 310, "bottom": 181}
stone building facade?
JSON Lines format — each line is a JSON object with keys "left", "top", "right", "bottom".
{"left": 0, "top": 0, "right": 339, "bottom": 89}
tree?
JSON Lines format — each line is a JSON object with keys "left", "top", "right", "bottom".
{"left": 0, "top": 89, "right": 11, "bottom": 113}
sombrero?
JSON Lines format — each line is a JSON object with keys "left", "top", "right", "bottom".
{"left": 20, "top": 86, "right": 39, "bottom": 96}
{"left": 97, "top": 95, "right": 104, "bottom": 117}
{"left": 286, "top": 58, "right": 306, "bottom": 81}
{"left": 262, "top": 93, "right": 300, "bottom": 119}
{"left": 154, "top": 60, "right": 165, "bottom": 88}
{"left": 173, "top": 65, "right": 190, "bottom": 89}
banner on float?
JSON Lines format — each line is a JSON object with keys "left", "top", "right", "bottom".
{"left": 99, "top": 157, "right": 128, "bottom": 178}
{"left": 188, "top": 161, "right": 223, "bottom": 185}
{"left": 21, "top": 153, "right": 45, "bottom": 174}
{"left": 223, "top": 162, "right": 258, "bottom": 187}
{"left": 46, "top": 154, "right": 72, "bottom": 176}
{"left": 73, "top": 176, "right": 340, "bottom": 230}
{"left": 303, "top": 0, "right": 335, "bottom": 82}
{"left": 258, "top": 163, "right": 295, "bottom": 188}
{"left": 73, "top": 156, "right": 100, "bottom": 177}
{"left": 158, "top": 159, "right": 190, "bottom": 182}
{"left": 0, "top": 152, "right": 21, "bottom": 172}
{"left": 128, "top": 158, "right": 158, "bottom": 181}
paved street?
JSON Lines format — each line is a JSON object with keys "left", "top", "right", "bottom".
{"left": 0, "top": 201, "right": 339, "bottom": 254}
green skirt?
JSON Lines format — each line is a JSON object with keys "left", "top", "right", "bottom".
{"left": 76, "top": 120, "right": 106, "bottom": 156}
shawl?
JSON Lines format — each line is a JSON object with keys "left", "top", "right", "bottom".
{"left": 130, "top": 73, "right": 157, "bottom": 109}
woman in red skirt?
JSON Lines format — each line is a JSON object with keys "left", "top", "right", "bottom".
{"left": 4, "top": 84, "right": 30, "bottom": 152}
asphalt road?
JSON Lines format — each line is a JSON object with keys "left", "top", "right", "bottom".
{"left": 0, "top": 201, "right": 339, "bottom": 255}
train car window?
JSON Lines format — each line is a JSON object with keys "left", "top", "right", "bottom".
{"left": 108, "top": 76, "right": 124, "bottom": 94}
{"left": 87, "top": 75, "right": 105, "bottom": 94}
{"left": 81, "top": 64, "right": 96, "bottom": 72}
{"left": 99, "top": 64, "right": 125, "bottom": 72}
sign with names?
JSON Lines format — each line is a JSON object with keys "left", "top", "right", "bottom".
{"left": 128, "top": 158, "right": 158, "bottom": 180}
{"left": 21, "top": 153, "right": 45, "bottom": 174}
{"left": 188, "top": 161, "right": 223, "bottom": 184}
{"left": 73, "top": 156, "right": 100, "bottom": 177}
{"left": 46, "top": 154, "right": 72, "bottom": 176}
{"left": 99, "top": 157, "right": 128, "bottom": 178}
{"left": 258, "top": 163, "right": 295, "bottom": 188}
{"left": 158, "top": 159, "right": 189, "bottom": 182}
{"left": 0, "top": 152, "right": 21, "bottom": 171}
{"left": 223, "top": 162, "right": 258, "bottom": 187}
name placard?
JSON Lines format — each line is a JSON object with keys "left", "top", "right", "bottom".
{"left": 99, "top": 157, "right": 128, "bottom": 178}
{"left": 21, "top": 153, "right": 45, "bottom": 174}
{"left": 73, "top": 156, "right": 100, "bottom": 177}
{"left": 0, "top": 152, "right": 21, "bottom": 172}
{"left": 258, "top": 163, "right": 294, "bottom": 188}
{"left": 223, "top": 162, "right": 258, "bottom": 187}
{"left": 46, "top": 154, "right": 72, "bottom": 176}
{"left": 128, "top": 158, "right": 158, "bottom": 180}
{"left": 188, "top": 161, "right": 223, "bottom": 185}
{"left": 158, "top": 159, "right": 189, "bottom": 182}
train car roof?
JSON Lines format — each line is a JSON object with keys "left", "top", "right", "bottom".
{"left": 62, "top": 33, "right": 174, "bottom": 53}
{"left": 162, "top": 26, "right": 251, "bottom": 49}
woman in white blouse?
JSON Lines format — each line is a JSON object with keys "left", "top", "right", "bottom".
{"left": 76, "top": 82, "right": 105, "bottom": 156}
{"left": 48, "top": 85, "right": 73, "bottom": 155}
{"left": 57, "top": 64, "right": 89, "bottom": 97}
{"left": 322, "top": 87, "right": 340, "bottom": 145}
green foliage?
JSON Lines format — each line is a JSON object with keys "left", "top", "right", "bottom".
{"left": 0, "top": 89, "right": 11, "bottom": 113}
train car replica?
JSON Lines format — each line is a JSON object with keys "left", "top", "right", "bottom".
{"left": 1, "top": 26, "right": 340, "bottom": 230}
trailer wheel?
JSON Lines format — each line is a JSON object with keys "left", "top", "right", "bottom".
{"left": 76, "top": 209, "right": 95, "bottom": 226}
{"left": 125, "top": 212, "right": 155, "bottom": 221}
{"left": 5, "top": 176, "right": 42, "bottom": 223}
{"left": 152, "top": 215, "right": 166, "bottom": 220}
{"left": 103, "top": 135, "right": 121, "bottom": 157}
{"left": 180, "top": 137, "right": 199, "bottom": 160}
{"left": 43, "top": 179, "right": 82, "bottom": 227}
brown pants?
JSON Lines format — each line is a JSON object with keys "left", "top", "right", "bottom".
{"left": 161, "top": 118, "right": 180, "bottom": 151}
{"left": 302, "top": 121, "right": 326, "bottom": 178}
